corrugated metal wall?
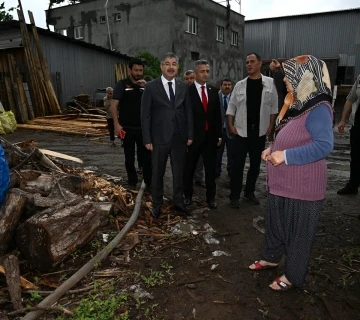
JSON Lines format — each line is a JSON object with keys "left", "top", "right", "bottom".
{"left": 38, "top": 33, "right": 128, "bottom": 106}
{"left": 244, "top": 9, "right": 360, "bottom": 84}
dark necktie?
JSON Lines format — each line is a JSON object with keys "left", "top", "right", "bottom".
{"left": 223, "top": 95, "right": 228, "bottom": 112}
{"left": 168, "top": 82, "right": 175, "bottom": 106}
{"left": 201, "top": 85, "right": 209, "bottom": 131}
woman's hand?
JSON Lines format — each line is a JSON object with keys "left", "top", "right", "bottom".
{"left": 261, "top": 147, "right": 271, "bottom": 161}
{"left": 269, "top": 59, "right": 281, "bottom": 71}
{"left": 268, "top": 151, "right": 285, "bottom": 166}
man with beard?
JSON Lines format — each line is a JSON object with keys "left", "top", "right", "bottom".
{"left": 112, "top": 58, "right": 152, "bottom": 190}
{"left": 217, "top": 79, "right": 234, "bottom": 178}
{"left": 141, "top": 53, "right": 193, "bottom": 218}
{"left": 183, "top": 60, "right": 222, "bottom": 209}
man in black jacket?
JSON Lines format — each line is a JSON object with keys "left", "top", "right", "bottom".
{"left": 111, "top": 58, "right": 152, "bottom": 190}
{"left": 183, "top": 60, "right": 222, "bottom": 209}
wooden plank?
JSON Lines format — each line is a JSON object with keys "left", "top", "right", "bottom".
{"left": 0, "top": 265, "right": 38, "bottom": 289}
{"left": 39, "top": 149, "right": 83, "bottom": 163}
{"left": 16, "top": 124, "right": 107, "bottom": 136}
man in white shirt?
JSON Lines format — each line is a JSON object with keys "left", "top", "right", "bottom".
{"left": 226, "top": 52, "right": 278, "bottom": 208}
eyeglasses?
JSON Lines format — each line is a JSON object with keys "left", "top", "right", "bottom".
{"left": 162, "top": 62, "right": 178, "bottom": 67}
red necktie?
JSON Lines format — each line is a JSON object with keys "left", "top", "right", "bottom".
{"left": 201, "top": 85, "right": 209, "bottom": 131}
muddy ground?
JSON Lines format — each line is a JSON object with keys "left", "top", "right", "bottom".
{"left": 2, "top": 126, "right": 360, "bottom": 320}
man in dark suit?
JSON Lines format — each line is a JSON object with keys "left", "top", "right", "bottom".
{"left": 217, "top": 79, "right": 234, "bottom": 178}
{"left": 141, "top": 52, "right": 194, "bottom": 218}
{"left": 183, "top": 60, "right": 222, "bottom": 209}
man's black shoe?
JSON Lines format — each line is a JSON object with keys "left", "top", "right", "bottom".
{"left": 144, "top": 185, "right": 152, "bottom": 194}
{"left": 207, "top": 199, "right": 217, "bottom": 209}
{"left": 183, "top": 197, "right": 192, "bottom": 206}
{"left": 244, "top": 192, "right": 260, "bottom": 205}
{"left": 151, "top": 206, "right": 161, "bottom": 219}
{"left": 230, "top": 199, "right": 239, "bottom": 208}
{"left": 337, "top": 184, "right": 358, "bottom": 195}
{"left": 195, "top": 180, "right": 206, "bottom": 188}
{"left": 173, "top": 204, "right": 189, "bottom": 215}
{"left": 136, "top": 167, "right": 143, "bottom": 174}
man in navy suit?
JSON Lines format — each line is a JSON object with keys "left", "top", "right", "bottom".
{"left": 183, "top": 60, "right": 222, "bottom": 209}
{"left": 141, "top": 53, "right": 194, "bottom": 218}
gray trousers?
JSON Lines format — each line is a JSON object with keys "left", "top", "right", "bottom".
{"left": 261, "top": 194, "right": 323, "bottom": 287}
{"left": 151, "top": 134, "right": 187, "bottom": 207}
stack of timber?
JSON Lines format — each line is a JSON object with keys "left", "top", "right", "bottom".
{"left": 115, "top": 63, "right": 129, "bottom": 81}
{"left": 16, "top": 114, "right": 108, "bottom": 137}
{"left": 0, "top": 1, "right": 61, "bottom": 125}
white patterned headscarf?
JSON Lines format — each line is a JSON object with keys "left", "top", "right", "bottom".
{"left": 282, "top": 55, "right": 332, "bottom": 111}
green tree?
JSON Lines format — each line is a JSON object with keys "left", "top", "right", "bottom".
{"left": 0, "top": 2, "right": 13, "bottom": 21}
{"left": 135, "top": 51, "right": 162, "bottom": 80}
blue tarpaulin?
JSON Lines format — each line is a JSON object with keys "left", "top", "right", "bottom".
{"left": 0, "top": 144, "right": 10, "bottom": 207}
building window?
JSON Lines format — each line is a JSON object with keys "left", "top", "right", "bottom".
{"left": 57, "top": 29, "right": 67, "bottom": 36}
{"left": 191, "top": 51, "right": 199, "bottom": 61}
{"left": 99, "top": 16, "right": 106, "bottom": 23}
{"left": 216, "top": 26, "right": 224, "bottom": 42}
{"left": 186, "top": 15, "right": 197, "bottom": 35}
{"left": 114, "top": 13, "right": 121, "bottom": 21}
{"left": 231, "top": 31, "right": 238, "bottom": 46}
{"left": 74, "top": 26, "right": 84, "bottom": 40}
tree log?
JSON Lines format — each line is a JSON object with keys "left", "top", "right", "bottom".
{"left": 19, "top": 173, "right": 54, "bottom": 196}
{"left": 16, "top": 198, "right": 112, "bottom": 272}
{"left": 3, "top": 255, "right": 23, "bottom": 310}
{"left": 0, "top": 189, "right": 27, "bottom": 256}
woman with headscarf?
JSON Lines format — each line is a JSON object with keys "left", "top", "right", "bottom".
{"left": 248, "top": 55, "right": 334, "bottom": 291}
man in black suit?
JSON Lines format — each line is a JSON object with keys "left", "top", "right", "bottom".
{"left": 183, "top": 60, "right": 222, "bottom": 209}
{"left": 141, "top": 52, "right": 194, "bottom": 218}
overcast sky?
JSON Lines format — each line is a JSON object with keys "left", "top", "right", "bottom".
{"left": 4, "top": 0, "right": 360, "bottom": 29}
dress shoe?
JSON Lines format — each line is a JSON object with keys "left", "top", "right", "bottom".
{"left": 173, "top": 204, "right": 189, "bottom": 215}
{"left": 230, "top": 199, "right": 239, "bottom": 208}
{"left": 183, "top": 197, "right": 192, "bottom": 206}
{"left": 195, "top": 180, "right": 206, "bottom": 188}
{"left": 244, "top": 192, "right": 260, "bottom": 205}
{"left": 136, "top": 167, "right": 143, "bottom": 174}
{"left": 207, "top": 199, "right": 217, "bottom": 209}
{"left": 151, "top": 206, "right": 161, "bottom": 219}
{"left": 337, "top": 184, "right": 358, "bottom": 195}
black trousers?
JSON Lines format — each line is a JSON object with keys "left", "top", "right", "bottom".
{"left": 106, "top": 118, "right": 115, "bottom": 142}
{"left": 216, "top": 129, "right": 235, "bottom": 175}
{"left": 229, "top": 129, "right": 266, "bottom": 200}
{"left": 151, "top": 134, "right": 187, "bottom": 207}
{"left": 123, "top": 128, "right": 152, "bottom": 186}
{"left": 184, "top": 133, "right": 217, "bottom": 201}
{"left": 349, "top": 126, "right": 360, "bottom": 188}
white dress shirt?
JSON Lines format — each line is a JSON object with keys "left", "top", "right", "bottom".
{"left": 194, "top": 81, "right": 208, "bottom": 101}
{"left": 161, "top": 75, "right": 176, "bottom": 100}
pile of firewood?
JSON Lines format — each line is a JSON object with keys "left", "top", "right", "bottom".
{"left": 0, "top": 137, "right": 136, "bottom": 272}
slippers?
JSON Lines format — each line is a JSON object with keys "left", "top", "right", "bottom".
{"left": 270, "top": 278, "right": 293, "bottom": 291}
{"left": 249, "top": 261, "right": 278, "bottom": 271}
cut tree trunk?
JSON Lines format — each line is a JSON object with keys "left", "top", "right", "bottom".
{"left": 0, "top": 189, "right": 27, "bottom": 256}
{"left": 3, "top": 255, "right": 23, "bottom": 310}
{"left": 16, "top": 198, "right": 112, "bottom": 272}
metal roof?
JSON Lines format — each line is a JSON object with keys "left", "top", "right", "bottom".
{"left": 245, "top": 7, "right": 360, "bottom": 22}
{"left": 0, "top": 20, "right": 131, "bottom": 59}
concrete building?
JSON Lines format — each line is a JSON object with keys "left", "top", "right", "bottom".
{"left": 0, "top": 20, "right": 130, "bottom": 110}
{"left": 244, "top": 8, "right": 360, "bottom": 87}
{"left": 47, "top": 0, "right": 245, "bottom": 85}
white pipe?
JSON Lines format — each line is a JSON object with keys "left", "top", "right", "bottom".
{"left": 104, "top": 0, "right": 113, "bottom": 51}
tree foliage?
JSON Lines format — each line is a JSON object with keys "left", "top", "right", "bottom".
{"left": 0, "top": 2, "right": 14, "bottom": 22}
{"left": 135, "top": 51, "right": 162, "bottom": 80}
